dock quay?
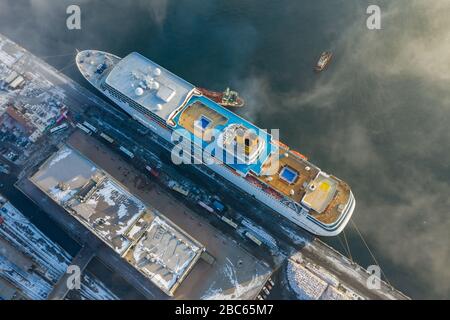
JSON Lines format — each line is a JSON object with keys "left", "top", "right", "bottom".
{"left": 0, "top": 32, "right": 409, "bottom": 300}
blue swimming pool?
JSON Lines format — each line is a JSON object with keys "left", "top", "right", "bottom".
{"left": 280, "top": 166, "right": 298, "bottom": 183}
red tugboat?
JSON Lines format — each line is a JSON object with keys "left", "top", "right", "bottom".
{"left": 314, "top": 51, "right": 333, "bottom": 72}
{"left": 198, "top": 87, "right": 245, "bottom": 108}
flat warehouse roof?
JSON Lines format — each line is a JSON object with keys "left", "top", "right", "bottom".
{"left": 124, "top": 216, "right": 203, "bottom": 294}
{"left": 30, "top": 145, "right": 204, "bottom": 295}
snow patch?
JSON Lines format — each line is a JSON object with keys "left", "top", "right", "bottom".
{"left": 48, "top": 147, "right": 72, "bottom": 168}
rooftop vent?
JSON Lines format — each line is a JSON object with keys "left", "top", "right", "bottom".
{"left": 146, "top": 77, "right": 160, "bottom": 91}
{"left": 153, "top": 68, "right": 161, "bottom": 77}
{"left": 153, "top": 104, "right": 163, "bottom": 111}
{"left": 135, "top": 87, "right": 144, "bottom": 96}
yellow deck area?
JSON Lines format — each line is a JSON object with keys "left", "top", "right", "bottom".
{"left": 301, "top": 174, "right": 337, "bottom": 213}
{"left": 258, "top": 148, "right": 351, "bottom": 225}
{"left": 259, "top": 149, "right": 319, "bottom": 203}
{"left": 177, "top": 101, "right": 228, "bottom": 142}
{"left": 310, "top": 179, "right": 351, "bottom": 224}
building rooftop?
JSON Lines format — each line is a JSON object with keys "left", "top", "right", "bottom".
{"left": 105, "top": 52, "right": 195, "bottom": 122}
{"left": 124, "top": 216, "right": 203, "bottom": 295}
{"left": 30, "top": 145, "right": 204, "bottom": 295}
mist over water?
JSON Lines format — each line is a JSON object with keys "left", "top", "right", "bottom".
{"left": 1, "top": 0, "right": 449, "bottom": 299}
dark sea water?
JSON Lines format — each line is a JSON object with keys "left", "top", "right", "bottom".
{"left": 1, "top": 0, "right": 449, "bottom": 299}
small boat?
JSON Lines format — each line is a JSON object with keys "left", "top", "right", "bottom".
{"left": 314, "top": 51, "right": 333, "bottom": 72}
{"left": 198, "top": 87, "right": 245, "bottom": 108}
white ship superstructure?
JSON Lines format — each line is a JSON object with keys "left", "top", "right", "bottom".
{"left": 76, "top": 50, "right": 355, "bottom": 236}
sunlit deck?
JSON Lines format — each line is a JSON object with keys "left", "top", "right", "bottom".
{"left": 74, "top": 49, "right": 355, "bottom": 236}
{"left": 310, "top": 179, "right": 351, "bottom": 224}
{"left": 177, "top": 100, "right": 228, "bottom": 142}
{"left": 259, "top": 149, "right": 319, "bottom": 203}
{"left": 174, "top": 96, "right": 274, "bottom": 175}
{"left": 258, "top": 146, "right": 352, "bottom": 225}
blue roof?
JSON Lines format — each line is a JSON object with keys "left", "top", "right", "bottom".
{"left": 173, "top": 96, "right": 277, "bottom": 176}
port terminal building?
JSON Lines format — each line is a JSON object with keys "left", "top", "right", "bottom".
{"left": 30, "top": 145, "right": 204, "bottom": 296}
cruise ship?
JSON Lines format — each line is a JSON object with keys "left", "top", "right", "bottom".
{"left": 75, "top": 50, "right": 355, "bottom": 236}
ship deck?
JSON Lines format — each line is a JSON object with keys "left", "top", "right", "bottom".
{"left": 259, "top": 149, "right": 320, "bottom": 203}
{"left": 309, "top": 180, "right": 351, "bottom": 224}
{"left": 176, "top": 96, "right": 351, "bottom": 225}
{"left": 177, "top": 100, "right": 228, "bottom": 142}
{"left": 76, "top": 50, "right": 120, "bottom": 87}
{"left": 258, "top": 146, "right": 351, "bottom": 225}
{"left": 105, "top": 52, "right": 195, "bottom": 122}
{"left": 174, "top": 96, "right": 275, "bottom": 175}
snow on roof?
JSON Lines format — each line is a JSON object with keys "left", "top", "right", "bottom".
{"left": 0, "top": 255, "right": 52, "bottom": 300}
{"left": 72, "top": 179, "right": 146, "bottom": 254}
{"left": 31, "top": 146, "right": 146, "bottom": 254}
{"left": 31, "top": 146, "right": 99, "bottom": 196}
{"left": 31, "top": 145, "right": 204, "bottom": 295}
{"left": 0, "top": 201, "right": 72, "bottom": 283}
{"left": 128, "top": 216, "right": 203, "bottom": 295}
{"left": 287, "top": 253, "right": 353, "bottom": 300}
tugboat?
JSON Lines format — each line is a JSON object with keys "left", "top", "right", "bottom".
{"left": 314, "top": 51, "right": 333, "bottom": 72}
{"left": 198, "top": 87, "right": 245, "bottom": 108}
